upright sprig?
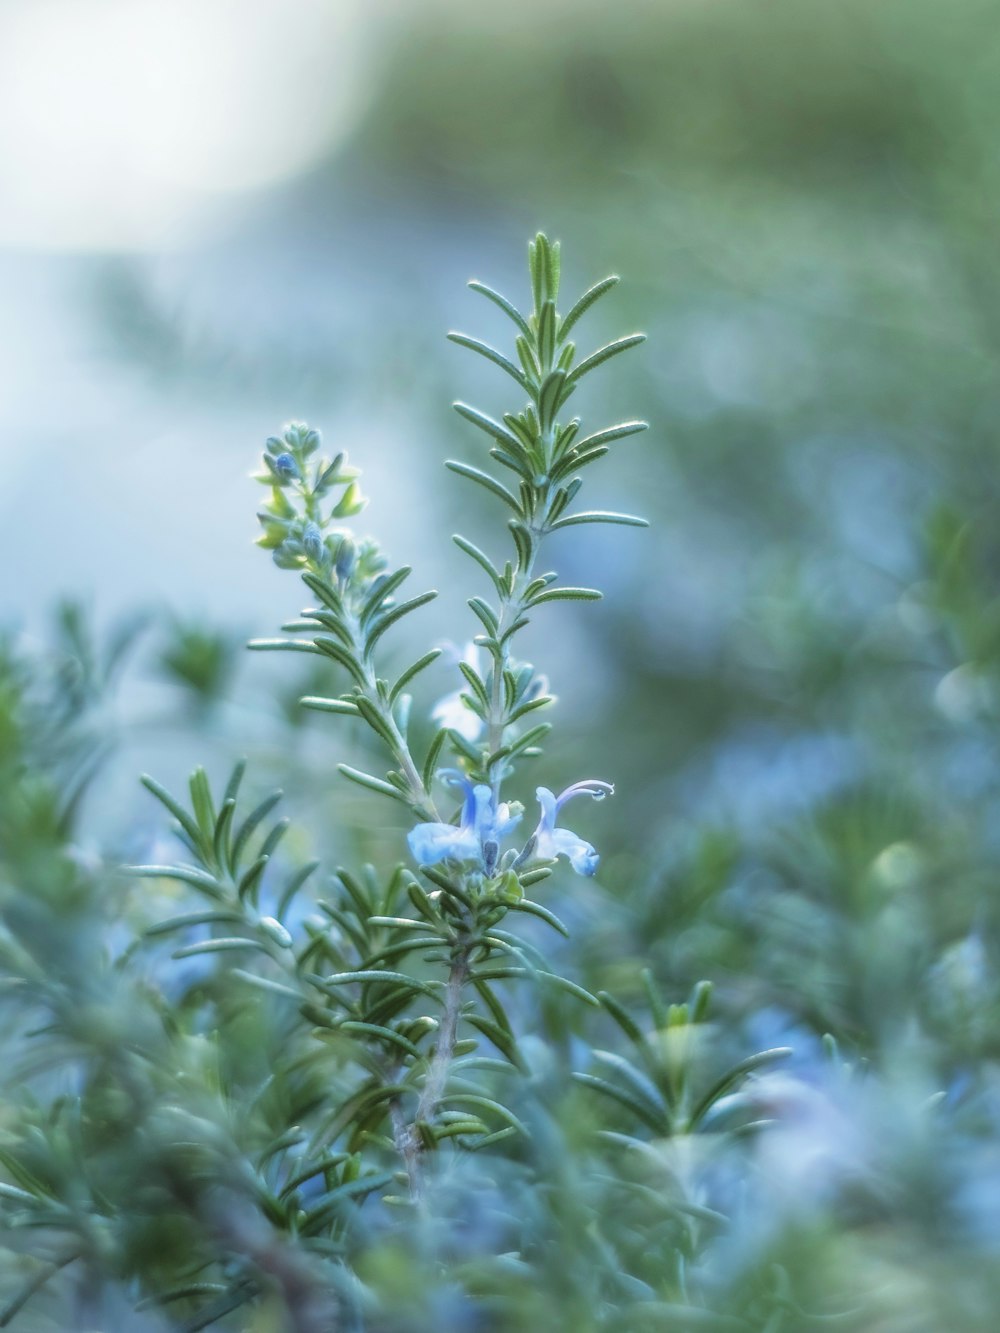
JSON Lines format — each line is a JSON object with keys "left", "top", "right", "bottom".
{"left": 444, "top": 232, "right": 648, "bottom": 797}
{"left": 251, "top": 422, "right": 442, "bottom": 822}
{"left": 236, "top": 236, "right": 649, "bottom": 1193}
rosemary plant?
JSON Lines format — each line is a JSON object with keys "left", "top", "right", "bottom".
{"left": 0, "top": 236, "right": 789, "bottom": 1332}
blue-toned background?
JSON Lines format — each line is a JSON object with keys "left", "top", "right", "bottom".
{"left": 6, "top": 3, "right": 1000, "bottom": 1318}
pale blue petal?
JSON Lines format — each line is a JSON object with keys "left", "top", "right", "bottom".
{"left": 535, "top": 786, "right": 558, "bottom": 834}
{"left": 537, "top": 825, "right": 600, "bottom": 876}
{"left": 494, "top": 801, "right": 523, "bottom": 840}
{"left": 407, "top": 820, "right": 480, "bottom": 866}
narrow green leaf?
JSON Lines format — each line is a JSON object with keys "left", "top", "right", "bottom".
{"left": 528, "top": 235, "right": 543, "bottom": 310}
{"left": 231, "top": 791, "right": 282, "bottom": 869}
{"left": 300, "top": 695, "right": 360, "bottom": 716}
{"left": 300, "top": 570, "right": 344, "bottom": 614}
{"left": 366, "top": 915, "right": 427, "bottom": 930}
{"left": 230, "top": 970, "right": 302, "bottom": 1000}
{"left": 453, "top": 402, "right": 525, "bottom": 453}
{"left": 467, "top": 596, "right": 499, "bottom": 637}
{"left": 171, "top": 937, "right": 269, "bottom": 960}
{"left": 572, "top": 1072, "right": 665, "bottom": 1132}
{"left": 140, "top": 775, "right": 201, "bottom": 850}
{"left": 361, "top": 936, "right": 446, "bottom": 969}
{"left": 338, "top": 765, "right": 411, "bottom": 805}
{"left": 465, "top": 1013, "right": 525, "bottom": 1069}
{"left": 507, "top": 695, "right": 552, "bottom": 725}
{"left": 452, "top": 534, "right": 503, "bottom": 593}
{"left": 134, "top": 1284, "right": 230, "bottom": 1313}
{"left": 573, "top": 420, "right": 648, "bottom": 450}
{"left": 591, "top": 1049, "right": 668, "bottom": 1117}
{"left": 473, "top": 966, "right": 598, "bottom": 1006}
{"left": 558, "top": 275, "right": 619, "bottom": 342}
{"left": 688, "top": 1048, "right": 793, "bottom": 1129}
{"left": 128, "top": 864, "right": 225, "bottom": 898}
{"left": 467, "top": 1126, "right": 519, "bottom": 1151}
{"left": 458, "top": 660, "right": 492, "bottom": 708}
{"left": 468, "top": 280, "right": 532, "bottom": 339}
{"left": 0, "top": 1150, "right": 56, "bottom": 1200}
{"left": 448, "top": 333, "right": 529, "bottom": 390}
{"left": 188, "top": 768, "right": 215, "bottom": 842}
{"left": 222, "top": 759, "right": 247, "bottom": 806}
{"left": 237, "top": 854, "right": 269, "bottom": 904}
{"left": 299, "top": 1170, "right": 395, "bottom": 1234}
{"left": 517, "top": 867, "right": 553, "bottom": 887}
{"left": 446, "top": 460, "right": 520, "bottom": 512}
{"left": 490, "top": 447, "right": 532, "bottom": 480}
{"left": 421, "top": 728, "right": 448, "bottom": 791}
{"left": 276, "top": 860, "right": 320, "bottom": 921}
{"left": 360, "top": 566, "right": 411, "bottom": 626}
{"left": 389, "top": 648, "right": 442, "bottom": 704}
{"left": 568, "top": 333, "right": 646, "bottom": 384}
{"left": 313, "top": 636, "right": 367, "bottom": 687}
{"left": 550, "top": 510, "right": 649, "bottom": 530}
{"left": 339, "top": 1021, "right": 423, "bottom": 1059}
{"left": 536, "top": 300, "right": 557, "bottom": 370}
{"left": 365, "top": 590, "right": 437, "bottom": 656}
{"left": 499, "top": 615, "right": 530, "bottom": 644}
{"left": 323, "top": 969, "right": 437, "bottom": 994}
{"left": 507, "top": 897, "right": 569, "bottom": 936}
{"left": 352, "top": 696, "right": 399, "bottom": 750}
{"left": 514, "top": 336, "right": 541, "bottom": 383}
{"left": 431, "top": 1118, "right": 491, "bottom": 1141}
{"left": 529, "top": 586, "right": 602, "bottom": 605}
{"left": 549, "top": 445, "right": 609, "bottom": 481}
{"left": 145, "top": 909, "right": 242, "bottom": 937}
{"left": 278, "top": 1154, "right": 350, "bottom": 1200}
{"left": 507, "top": 723, "right": 552, "bottom": 755}
{"left": 537, "top": 367, "right": 568, "bottom": 429}
{"left": 508, "top": 519, "right": 536, "bottom": 569}
{"left": 598, "top": 991, "right": 646, "bottom": 1047}
{"left": 213, "top": 798, "right": 236, "bottom": 872}
{"left": 295, "top": 612, "right": 352, "bottom": 645}
{"left": 247, "top": 638, "right": 322, "bottom": 655}
{"left": 438, "top": 1094, "right": 527, "bottom": 1136}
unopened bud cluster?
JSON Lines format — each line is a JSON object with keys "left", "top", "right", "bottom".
{"left": 255, "top": 423, "right": 382, "bottom": 587}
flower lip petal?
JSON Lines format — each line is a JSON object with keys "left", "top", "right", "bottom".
{"left": 407, "top": 820, "right": 480, "bottom": 866}
{"left": 527, "top": 778, "right": 613, "bottom": 876}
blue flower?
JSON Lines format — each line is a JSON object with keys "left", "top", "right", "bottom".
{"left": 408, "top": 771, "right": 520, "bottom": 871}
{"left": 531, "top": 780, "right": 614, "bottom": 876}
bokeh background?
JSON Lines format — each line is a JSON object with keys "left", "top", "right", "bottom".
{"left": 7, "top": 0, "right": 1000, "bottom": 1323}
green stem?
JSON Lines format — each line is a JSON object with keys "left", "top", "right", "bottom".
{"left": 394, "top": 935, "right": 473, "bottom": 1201}
{"left": 345, "top": 610, "right": 440, "bottom": 822}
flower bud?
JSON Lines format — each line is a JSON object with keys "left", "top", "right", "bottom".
{"left": 273, "top": 452, "right": 300, "bottom": 482}
{"left": 302, "top": 522, "right": 324, "bottom": 563}
{"left": 273, "top": 539, "right": 304, "bottom": 569}
{"left": 335, "top": 535, "right": 356, "bottom": 581}
{"left": 483, "top": 839, "right": 499, "bottom": 876}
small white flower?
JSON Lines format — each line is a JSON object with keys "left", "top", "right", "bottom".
{"left": 431, "top": 641, "right": 485, "bottom": 742}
